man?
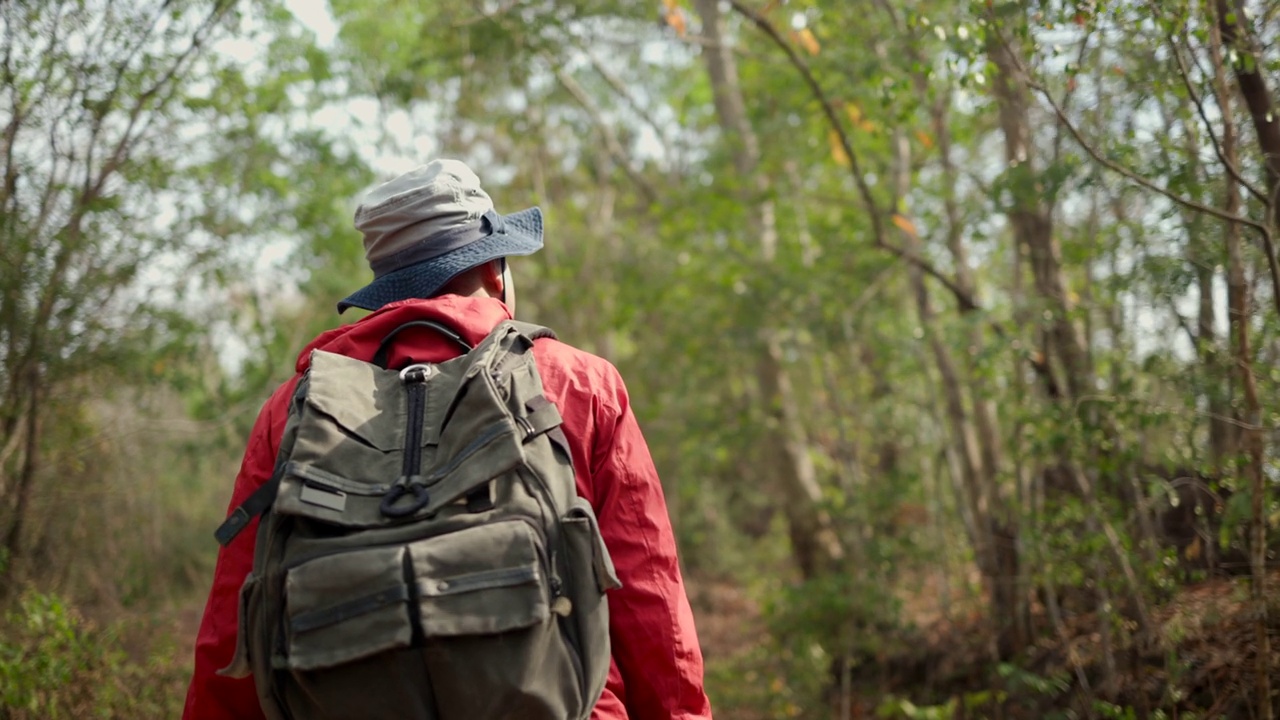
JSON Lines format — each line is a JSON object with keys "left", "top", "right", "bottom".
{"left": 183, "top": 159, "right": 713, "bottom": 720}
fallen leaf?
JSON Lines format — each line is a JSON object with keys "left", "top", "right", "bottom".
{"left": 1185, "top": 536, "right": 1202, "bottom": 561}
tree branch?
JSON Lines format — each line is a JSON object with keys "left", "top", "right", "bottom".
{"left": 552, "top": 66, "right": 659, "bottom": 205}
{"left": 583, "top": 48, "right": 680, "bottom": 163}
{"left": 994, "top": 25, "right": 1273, "bottom": 238}
{"left": 1150, "top": 0, "right": 1268, "bottom": 204}
{"left": 1215, "top": 0, "right": 1280, "bottom": 321}
{"left": 725, "top": 0, "right": 982, "bottom": 313}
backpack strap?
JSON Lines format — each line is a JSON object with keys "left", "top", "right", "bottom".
{"left": 214, "top": 320, "right": 557, "bottom": 545}
{"left": 371, "top": 319, "right": 472, "bottom": 368}
{"left": 214, "top": 373, "right": 311, "bottom": 546}
{"left": 214, "top": 468, "right": 284, "bottom": 546}
{"left": 505, "top": 320, "right": 556, "bottom": 343}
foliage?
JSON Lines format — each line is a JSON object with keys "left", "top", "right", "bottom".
{"left": 3, "top": 0, "right": 1280, "bottom": 716}
{"left": 0, "top": 593, "right": 187, "bottom": 719}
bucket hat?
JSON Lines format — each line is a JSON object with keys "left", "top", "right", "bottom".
{"left": 337, "top": 159, "right": 543, "bottom": 313}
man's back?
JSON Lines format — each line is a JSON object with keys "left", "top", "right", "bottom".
{"left": 184, "top": 295, "right": 712, "bottom": 720}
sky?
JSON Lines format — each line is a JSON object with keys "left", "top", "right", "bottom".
{"left": 282, "top": 0, "right": 339, "bottom": 46}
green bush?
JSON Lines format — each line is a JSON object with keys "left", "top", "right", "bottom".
{"left": 0, "top": 593, "right": 187, "bottom": 719}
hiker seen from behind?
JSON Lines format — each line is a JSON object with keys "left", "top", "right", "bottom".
{"left": 182, "top": 159, "right": 713, "bottom": 720}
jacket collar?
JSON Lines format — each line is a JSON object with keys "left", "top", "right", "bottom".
{"left": 294, "top": 295, "right": 513, "bottom": 373}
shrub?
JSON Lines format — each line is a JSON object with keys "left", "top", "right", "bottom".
{"left": 0, "top": 592, "right": 187, "bottom": 719}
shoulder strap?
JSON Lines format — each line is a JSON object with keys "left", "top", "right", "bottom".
{"left": 213, "top": 373, "right": 312, "bottom": 546}
{"left": 505, "top": 320, "right": 556, "bottom": 342}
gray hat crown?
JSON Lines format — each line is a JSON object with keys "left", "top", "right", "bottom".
{"left": 355, "top": 159, "right": 496, "bottom": 273}
{"left": 336, "top": 159, "right": 544, "bottom": 314}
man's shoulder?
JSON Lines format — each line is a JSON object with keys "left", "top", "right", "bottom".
{"left": 529, "top": 336, "right": 625, "bottom": 397}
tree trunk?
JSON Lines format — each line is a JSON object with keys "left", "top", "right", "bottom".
{"left": 1196, "top": 258, "right": 1235, "bottom": 465}
{"left": 987, "top": 12, "right": 1153, "bottom": 649}
{"left": 1215, "top": 0, "right": 1280, "bottom": 319}
{"left": 1213, "top": 1, "right": 1274, "bottom": 705}
{"left": 694, "top": 0, "right": 842, "bottom": 579}
{"left": 890, "top": 129, "right": 1024, "bottom": 655}
{"left": 0, "top": 372, "right": 38, "bottom": 590}
{"left": 987, "top": 31, "right": 1092, "bottom": 404}
{"left": 1210, "top": 7, "right": 1272, "bottom": 716}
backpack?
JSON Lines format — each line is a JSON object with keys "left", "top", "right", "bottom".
{"left": 212, "top": 319, "right": 621, "bottom": 720}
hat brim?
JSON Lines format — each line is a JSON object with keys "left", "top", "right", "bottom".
{"left": 337, "top": 207, "right": 543, "bottom": 314}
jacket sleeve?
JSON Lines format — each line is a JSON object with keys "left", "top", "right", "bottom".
{"left": 590, "top": 367, "right": 713, "bottom": 720}
{"left": 183, "top": 382, "right": 294, "bottom": 720}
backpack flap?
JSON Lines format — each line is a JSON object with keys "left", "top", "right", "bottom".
{"left": 271, "top": 349, "right": 529, "bottom": 528}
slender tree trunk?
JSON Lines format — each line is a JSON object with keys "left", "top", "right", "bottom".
{"left": 1209, "top": 8, "right": 1273, "bottom": 716}
{"left": 890, "top": 130, "right": 1024, "bottom": 655}
{"left": 1216, "top": 0, "right": 1280, "bottom": 319}
{"left": 1196, "top": 259, "right": 1235, "bottom": 465}
{"left": 988, "top": 15, "right": 1152, "bottom": 652}
{"left": 931, "top": 98, "right": 1006, "bottom": 488}
{"left": 1, "top": 373, "right": 37, "bottom": 590}
{"left": 987, "top": 30, "right": 1092, "bottom": 403}
{"left": 694, "top": 0, "right": 842, "bottom": 578}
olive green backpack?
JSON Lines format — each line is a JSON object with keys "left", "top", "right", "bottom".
{"left": 213, "top": 319, "right": 620, "bottom": 720}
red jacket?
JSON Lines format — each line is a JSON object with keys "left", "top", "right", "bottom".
{"left": 184, "top": 296, "right": 712, "bottom": 720}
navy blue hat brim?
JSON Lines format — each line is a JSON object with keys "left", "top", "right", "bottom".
{"left": 337, "top": 207, "right": 543, "bottom": 314}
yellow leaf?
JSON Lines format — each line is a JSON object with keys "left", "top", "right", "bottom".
{"left": 891, "top": 214, "right": 918, "bottom": 238}
{"left": 828, "top": 129, "right": 849, "bottom": 167}
{"left": 915, "top": 129, "right": 934, "bottom": 149}
{"left": 667, "top": 11, "right": 686, "bottom": 36}
{"left": 845, "top": 102, "right": 876, "bottom": 133}
{"left": 792, "top": 28, "right": 820, "bottom": 56}
{"left": 661, "top": 0, "right": 685, "bottom": 36}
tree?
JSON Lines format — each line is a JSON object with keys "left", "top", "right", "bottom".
{"left": 0, "top": 0, "right": 241, "bottom": 586}
{"left": 0, "top": 0, "right": 368, "bottom": 591}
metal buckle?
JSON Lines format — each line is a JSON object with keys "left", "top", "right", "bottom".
{"left": 399, "top": 363, "right": 434, "bottom": 382}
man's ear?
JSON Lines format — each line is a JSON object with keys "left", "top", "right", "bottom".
{"left": 479, "top": 259, "right": 505, "bottom": 297}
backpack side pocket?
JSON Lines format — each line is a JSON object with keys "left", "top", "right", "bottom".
{"left": 216, "top": 572, "right": 260, "bottom": 679}
{"left": 560, "top": 497, "right": 619, "bottom": 712}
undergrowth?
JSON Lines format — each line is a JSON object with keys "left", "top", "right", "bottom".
{"left": 0, "top": 593, "right": 189, "bottom": 719}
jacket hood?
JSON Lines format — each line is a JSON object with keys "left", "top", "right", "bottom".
{"left": 294, "top": 295, "right": 513, "bottom": 374}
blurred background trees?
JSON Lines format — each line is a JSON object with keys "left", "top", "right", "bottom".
{"left": 2, "top": 0, "right": 1278, "bottom": 717}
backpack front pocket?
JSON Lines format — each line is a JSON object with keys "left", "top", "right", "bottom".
{"left": 284, "top": 545, "right": 412, "bottom": 671}
{"left": 410, "top": 520, "right": 548, "bottom": 635}
{"left": 276, "top": 521, "right": 588, "bottom": 720}
{"left": 409, "top": 520, "right": 585, "bottom": 720}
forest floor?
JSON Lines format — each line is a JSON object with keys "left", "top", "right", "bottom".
{"left": 108, "top": 568, "right": 1278, "bottom": 718}
{"left": 688, "top": 569, "right": 1280, "bottom": 718}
